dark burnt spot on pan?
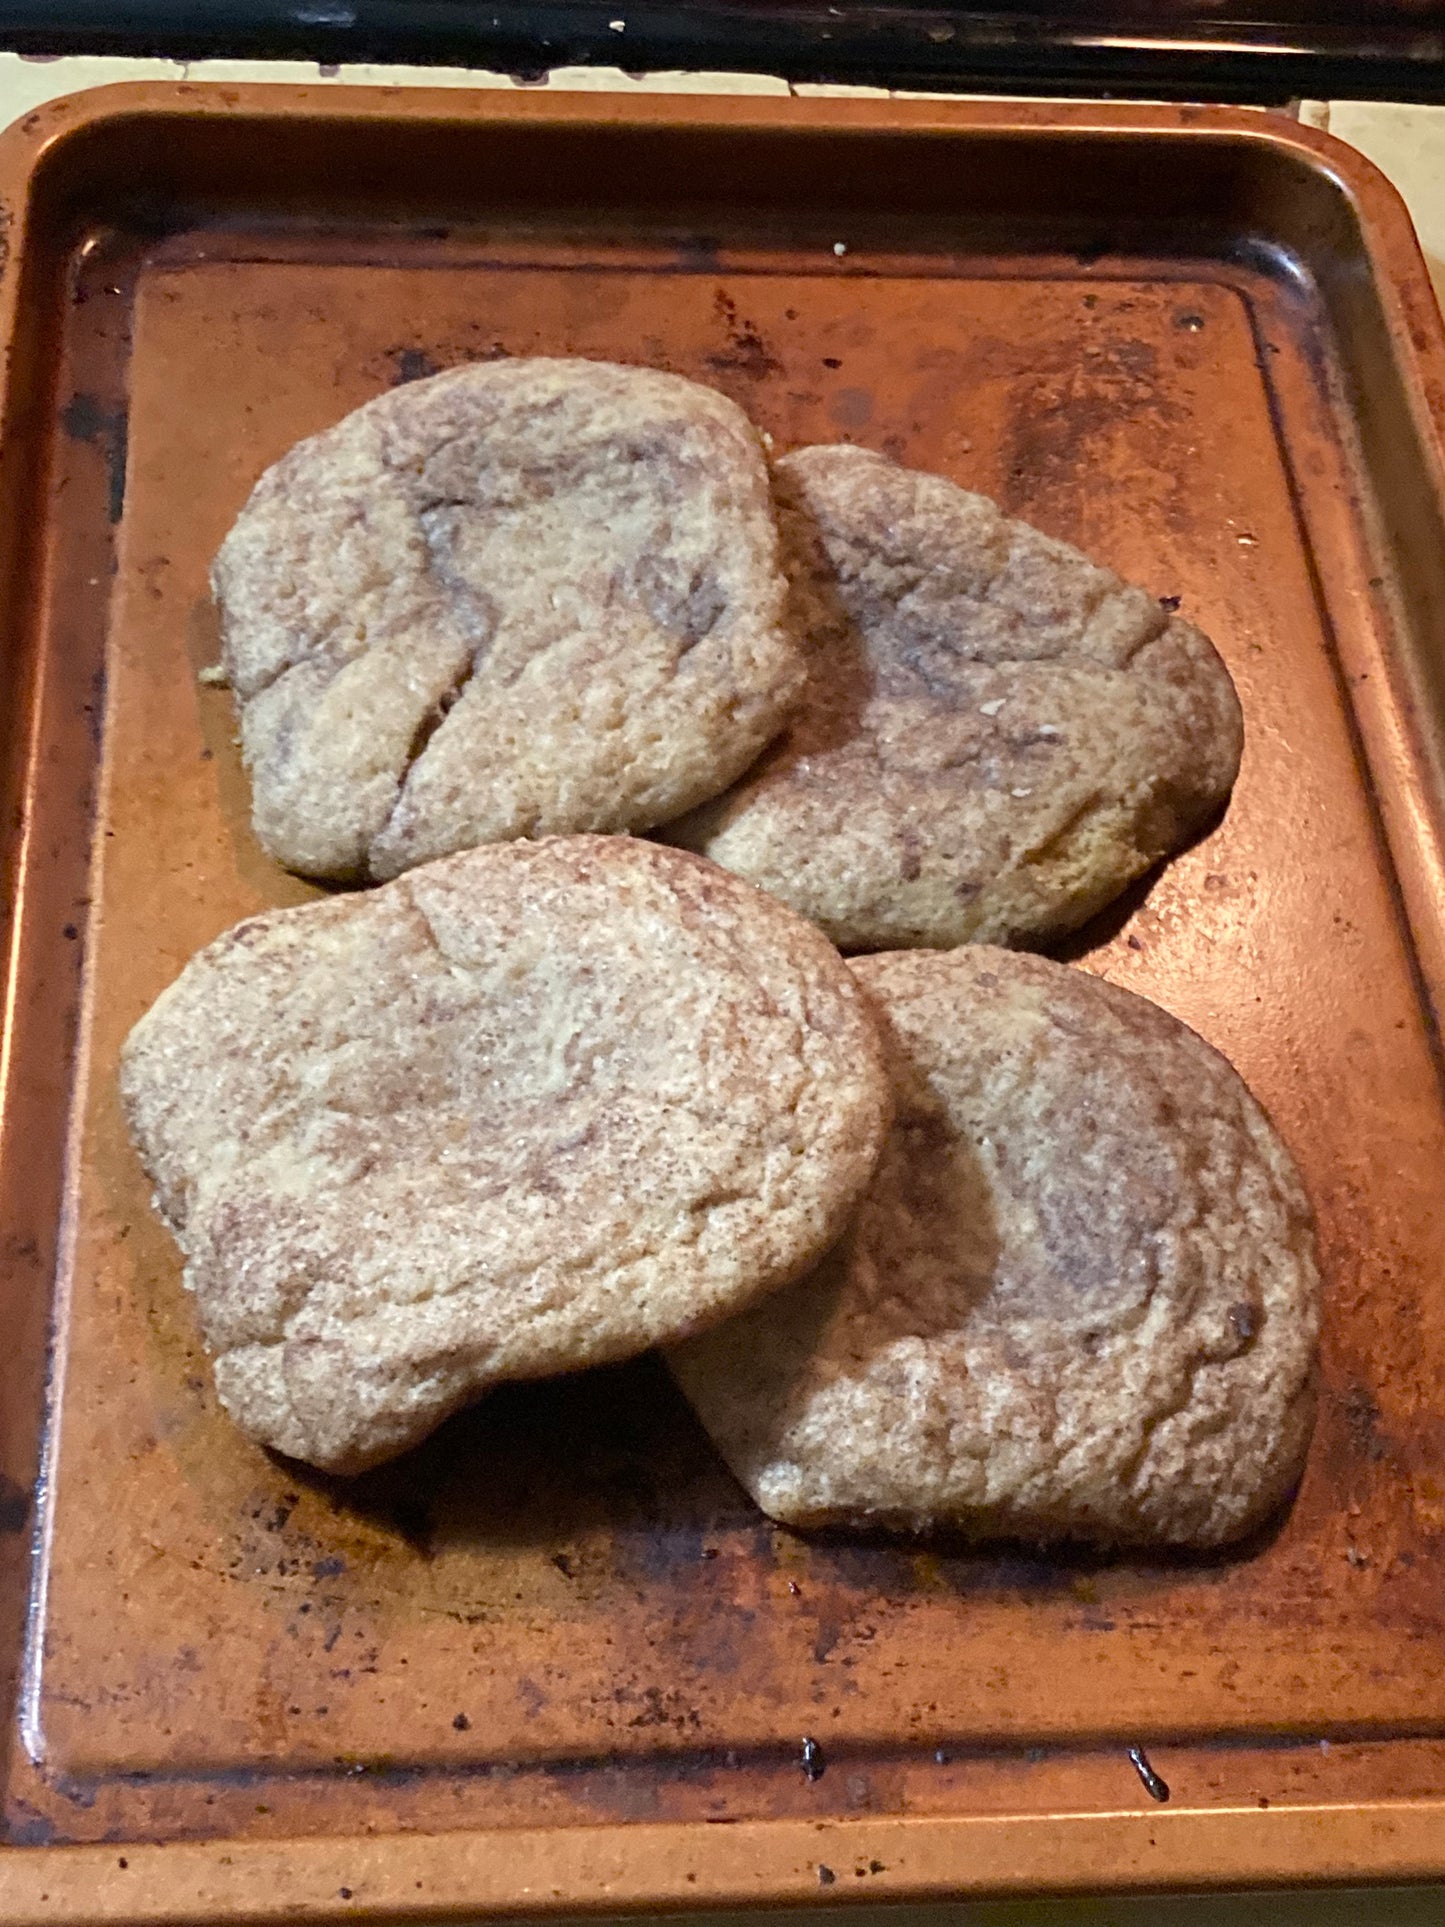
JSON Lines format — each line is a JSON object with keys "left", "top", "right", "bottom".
{"left": 995, "top": 327, "right": 1182, "bottom": 526}
{"left": 0, "top": 1472, "right": 30, "bottom": 1534}
{"left": 387, "top": 347, "right": 442, "bottom": 387}
{"left": 1341, "top": 1384, "right": 1388, "bottom": 1464}
{"left": 706, "top": 288, "right": 783, "bottom": 382}
{"left": 60, "top": 392, "right": 129, "bottom": 524}
{"left": 2, "top": 1801, "right": 58, "bottom": 1847}
{"left": 258, "top": 1491, "right": 298, "bottom": 1533}
{"left": 84, "top": 658, "right": 107, "bottom": 752}
{"left": 1275, "top": 306, "right": 1336, "bottom": 410}
{"left": 49, "top": 1776, "right": 101, "bottom": 1813}
{"left": 616, "top": 1684, "right": 703, "bottom": 1733}
{"left": 225, "top": 1485, "right": 344, "bottom": 1587}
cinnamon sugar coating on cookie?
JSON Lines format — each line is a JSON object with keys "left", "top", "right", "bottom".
{"left": 668, "top": 444, "right": 1242, "bottom": 951}
{"left": 670, "top": 946, "right": 1318, "bottom": 1548}
{"left": 121, "top": 838, "right": 890, "bottom": 1473}
{"left": 213, "top": 359, "right": 800, "bottom": 882}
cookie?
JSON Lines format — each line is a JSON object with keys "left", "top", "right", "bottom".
{"left": 121, "top": 836, "right": 891, "bottom": 1474}
{"left": 669, "top": 947, "right": 1318, "bottom": 1548}
{"left": 665, "top": 444, "right": 1243, "bottom": 951}
{"left": 212, "top": 358, "right": 800, "bottom": 882}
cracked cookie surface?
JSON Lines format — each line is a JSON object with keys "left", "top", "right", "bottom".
{"left": 668, "top": 947, "right": 1318, "bottom": 1547}
{"left": 120, "top": 836, "right": 891, "bottom": 1473}
{"left": 212, "top": 358, "right": 799, "bottom": 882}
{"left": 665, "top": 444, "right": 1243, "bottom": 951}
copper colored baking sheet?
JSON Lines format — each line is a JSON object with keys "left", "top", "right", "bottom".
{"left": 3, "top": 82, "right": 1445, "bottom": 1924}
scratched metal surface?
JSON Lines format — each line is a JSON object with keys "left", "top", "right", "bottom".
{"left": 3, "top": 85, "right": 1445, "bottom": 1919}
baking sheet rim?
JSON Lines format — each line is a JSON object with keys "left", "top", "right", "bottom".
{"left": 4, "top": 80, "right": 1445, "bottom": 1914}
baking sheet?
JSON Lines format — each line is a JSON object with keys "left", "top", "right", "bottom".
{"left": 2, "top": 83, "right": 1445, "bottom": 1920}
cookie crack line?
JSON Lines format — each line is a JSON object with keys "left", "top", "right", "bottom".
{"left": 396, "top": 651, "right": 475, "bottom": 786}
{"left": 220, "top": 492, "right": 383, "bottom": 705}
{"left": 363, "top": 496, "right": 500, "bottom": 858}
